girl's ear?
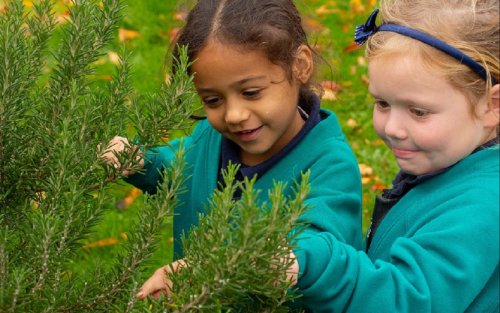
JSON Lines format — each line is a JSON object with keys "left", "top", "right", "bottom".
{"left": 483, "top": 83, "right": 500, "bottom": 128}
{"left": 293, "top": 45, "right": 314, "bottom": 84}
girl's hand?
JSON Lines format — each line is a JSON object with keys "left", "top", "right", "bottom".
{"left": 100, "top": 136, "right": 144, "bottom": 176}
{"left": 286, "top": 251, "right": 299, "bottom": 286}
{"left": 136, "top": 259, "right": 187, "bottom": 300}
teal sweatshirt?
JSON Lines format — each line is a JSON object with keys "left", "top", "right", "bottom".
{"left": 126, "top": 109, "right": 363, "bottom": 303}
{"left": 295, "top": 147, "right": 499, "bottom": 313}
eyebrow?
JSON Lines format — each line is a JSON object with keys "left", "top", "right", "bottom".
{"left": 196, "top": 75, "right": 267, "bottom": 93}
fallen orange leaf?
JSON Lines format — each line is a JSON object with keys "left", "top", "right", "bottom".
{"left": 359, "top": 163, "right": 374, "bottom": 176}
{"left": 315, "top": 4, "right": 340, "bottom": 16}
{"left": 346, "top": 118, "right": 358, "bottom": 128}
{"left": 371, "top": 183, "right": 387, "bottom": 191}
{"left": 361, "top": 177, "right": 371, "bottom": 185}
{"left": 321, "top": 80, "right": 342, "bottom": 101}
{"left": 108, "top": 51, "right": 121, "bottom": 65}
{"left": 116, "top": 187, "right": 141, "bottom": 209}
{"left": 22, "top": 0, "right": 33, "bottom": 8}
{"left": 374, "top": 139, "right": 385, "bottom": 146}
{"left": 118, "top": 28, "right": 140, "bottom": 42}
{"left": 361, "top": 74, "right": 370, "bottom": 86}
{"left": 344, "top": 42, "right": 362, "bottom": 53}
{"left": 173, "top": 7, "right": 189, "bottom": 22}
{"left": 56, "top": 11, "right": 70, "bottom": 24}
{"left": 350, "top": 0, "right": 366, "bottom": 13}
{"left": 83, "top": 237, "right": 119, "bottom": 250}
{"left": 341, "top": 24, "right": 351, "bottom": 33}
{"left": 94, "top": 75, "right": 113, "bottom": 81}
{"left": 320, "top": 80, "right": 342, "bottom": 92}
{"left": 323, "top": 89, "right": 338, "bottom": 101}
{"left": 357, "top": 56, "right": 366, "bottom": 66}
{"left": 302, "top": 17, "right": 328, "bottom": 33}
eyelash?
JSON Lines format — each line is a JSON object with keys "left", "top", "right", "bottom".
{"left": 374, "top": 100, "right": 431, "bottom": 118}
{"left": 202, "top": 96, "right": 222, "bottom": 107}
{"left": 409, "top": 107, "right": 430, "bottom": 118}
{"left": 374, "top": 100, "right": 390, "bottom": 110}
{"left": 201, "top": 88, "right": 264, "bottom": 107}
{"left": 242, "top": 88, "right": 263, "bottom": 99}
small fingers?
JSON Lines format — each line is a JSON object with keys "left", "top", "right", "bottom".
{"left": 99, "top": 136, "right": 130, "bottom": 169}
{"left": 136, "top": 265, "right": 172, "bottom": 300}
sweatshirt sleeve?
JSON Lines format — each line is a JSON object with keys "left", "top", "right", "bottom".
{"left": 294, "top": 188, "right": 499, "bottom": 313}
{"left": 291, "top": 134, "right": 363, "bottom": 301}
{"left": 124, "top": 137, "right": 192, "bottom": 194}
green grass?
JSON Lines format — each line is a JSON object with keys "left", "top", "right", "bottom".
{"left": 10, "top": 0, "right": 399, "bottom": 275}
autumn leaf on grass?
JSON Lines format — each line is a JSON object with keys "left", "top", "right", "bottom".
{"left": 119, "top": 28, "right": 140, "bottom": 42}
{"left": 115, "top": 187, "right": 141, "bottom": 210}
{"left": 82, "top": 233, "right": 127, "bottom": 250}
{"left": 361, "top": 74, "right": 370, "bottom": 86}
{"left": 371, "top": 182, "right": 387, "bottom": 192}
{"left": 346, "top": 118, "right": 358, "bottom": 129}
{"left": 22, "top": 0, "right": 33, "bottom": 8}
{"left": 315, "top": 4, "right": 340, "bottom": 16}
{"left": 173, "top": 5, "right": 189, "bottom": 22}
{"left": 93, "top": 75, "right": 113, "bottom": 81}
{"left": 107, "top": 51, "right": 122, "bottom": 65}
{"left": 321, "top": 80, "right": 342, "bottom": 101}
{"left": 83, "top": 237, "right": 119, "bottom": 250}
{"left": 344, "top": 42, "right": 362, "bottom": 53}
{"left": 359, "top": 163, "right": 374, "bottom": 184}
{"left": 350, "top": 0, "right": 366, "bottom": 14}
{"left": 56, "top": 10, "right": 70, "bottom": 24}
{"left": 302, "top": 17, "right": 328, "bottom": 34}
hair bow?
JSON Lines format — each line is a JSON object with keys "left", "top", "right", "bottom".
{"left": 354, "top": 9, "right": 380, "bottom": 45}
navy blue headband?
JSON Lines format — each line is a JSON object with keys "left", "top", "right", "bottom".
{"left": 355, "top": 9, "right": 498, "bottom": 85}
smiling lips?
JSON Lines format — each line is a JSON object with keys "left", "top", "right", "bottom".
{"left": 234, "top": 126, "right": 263, "bottom": 142}
{"left": 391, "top": 147, "right": 418, "bottom": 158}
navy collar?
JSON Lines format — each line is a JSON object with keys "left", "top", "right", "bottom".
{"left": 218, "top": 93, "right": 321, "bottom": 185}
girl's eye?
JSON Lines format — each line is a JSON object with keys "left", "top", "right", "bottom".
{"left": 202, "top": 96, "right": 222, "bottom": 107}
{"left": 409, "top": 107, "right": 430, "bottom": 118}
{"left": 242, "top": 88, "right": 262, "bottom": 99}
{"left": 374, "top": 100, "right": 390, "bottom": 110}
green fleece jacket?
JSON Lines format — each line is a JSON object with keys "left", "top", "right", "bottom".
{"left": 126, "top": 109, "right": 362, "bottom": 302}
{"left": 295, "top": 147, "right": 499, "bottom": 313}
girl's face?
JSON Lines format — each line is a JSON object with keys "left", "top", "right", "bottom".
{"left": 369, "top": 54, "right": 495, "bottom": 176}
{"left": 191, "top": 40, "right": 306, "bottom": 166}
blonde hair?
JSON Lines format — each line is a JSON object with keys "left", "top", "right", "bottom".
{"left": 366, "top": 0, "right": 499, "bottom": 112}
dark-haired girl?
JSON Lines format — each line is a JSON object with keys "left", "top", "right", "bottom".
{"left": 103, "top": 0, "right": 362, "bottom": 309}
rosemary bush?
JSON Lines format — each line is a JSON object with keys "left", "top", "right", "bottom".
{"left": 0, "top": 1, "right": 309, "bottom": 312}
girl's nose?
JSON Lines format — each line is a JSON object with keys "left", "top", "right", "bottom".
{"left": 224, "top": 99, "right": 250, "bottom": 125}
{"left": 384, "top": 112, "right": 407, "bottom": 140}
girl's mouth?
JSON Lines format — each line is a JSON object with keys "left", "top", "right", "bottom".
{"left": 236, "top": 126, "right": 263, "bottom": 142}
{"left": 391, "top": 147, "right": 417, "bottom": 158}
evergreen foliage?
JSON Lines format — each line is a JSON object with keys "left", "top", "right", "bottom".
{"left": 0, "top": 1, "right": 309, "bottom": 312}
{"left": 164, "top": 167, "right": 309, "bottom": 312}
